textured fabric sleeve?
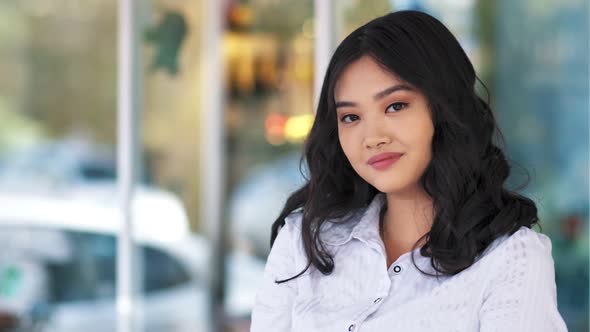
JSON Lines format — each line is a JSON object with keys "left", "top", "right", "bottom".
{"left": 250, "top": 217, "right": 300, "bottom": 332}
{"left": 479, "top": 228, "right": 568, "bottom": 332}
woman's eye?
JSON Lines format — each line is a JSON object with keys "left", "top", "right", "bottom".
{"left": 340, "top": 103, "right": 407, "bottom": 123}
{"left": 340, "top": 114, "right": 359, "bottom": 123}
{"left": 386, "top": 102, "right": 409, "bottom": 113}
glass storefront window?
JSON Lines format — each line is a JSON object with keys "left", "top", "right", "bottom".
{"left": 0, "top": 1, "right": 587, "bottom": 331}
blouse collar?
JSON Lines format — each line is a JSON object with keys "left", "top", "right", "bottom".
{"left": 318, "top": 192, "right": 386, "bottom": 247}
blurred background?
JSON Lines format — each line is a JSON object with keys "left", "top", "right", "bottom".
{"left": 0, "top": 0, "right": 587, "bottom": 331}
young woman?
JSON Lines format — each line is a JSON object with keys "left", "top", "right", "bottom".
{"left": 250, "top": 10, "right": 567, "bottom": 332}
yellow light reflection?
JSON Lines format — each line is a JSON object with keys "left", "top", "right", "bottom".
{"left": 284, "top": 113, "right": 314, "bottom": 144}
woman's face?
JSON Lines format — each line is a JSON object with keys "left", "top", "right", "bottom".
{"left": 334, "top": 55, "right": 434, "bottom": 195}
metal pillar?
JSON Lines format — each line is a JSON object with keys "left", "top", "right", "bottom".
{"left": 200, "top": 0, "right": 226, "bottom": 331}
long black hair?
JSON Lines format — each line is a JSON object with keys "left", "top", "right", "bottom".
{"left": 270, "top": 10, "right": 540, "bottom": 283}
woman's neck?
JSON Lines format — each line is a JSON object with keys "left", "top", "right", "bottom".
{"left": 380, "top": 188, "right": 434, "bottom": 265}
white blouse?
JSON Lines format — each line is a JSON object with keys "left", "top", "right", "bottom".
{"left": 250, "top": 193, "right": 568, "bottom": 332}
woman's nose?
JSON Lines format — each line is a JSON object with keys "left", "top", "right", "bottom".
{"left": 364, "top": 135, "right": 391, "bottom": 149}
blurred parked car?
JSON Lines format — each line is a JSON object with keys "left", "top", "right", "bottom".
{"left": 229, "top": 151, "right": 307, "bottom": 259}
{"left": 0, "top": 140, "right": 120, "bottom": 189}
{"left": 0, "top": 183, "right": 264, "bottom": 332}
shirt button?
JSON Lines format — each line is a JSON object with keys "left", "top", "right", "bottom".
{"left": 393, "top": 265, "right": 402, "bottom": 273}
{"left": 348, "top": 324, "right": 355, "bottom": 331}
{"left": 374, "top": 297, "right": 382, "bottom": 303}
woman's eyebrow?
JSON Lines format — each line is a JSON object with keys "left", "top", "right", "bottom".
{"left": 373, "top": 84, "right": 414, "bottom": 100}
{"left": 335, "top": 84, "right": 415, "bottom": 109}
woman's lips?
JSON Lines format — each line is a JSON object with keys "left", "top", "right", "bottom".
{"left": 367, "top": 152, "right": 403, "bottom": 170}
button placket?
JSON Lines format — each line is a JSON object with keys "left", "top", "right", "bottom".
{"left": 348, "top": 291, "right": 386, "bottom": 330}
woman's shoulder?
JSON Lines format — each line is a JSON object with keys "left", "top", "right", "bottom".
{"left": 284, "top": 210, "right": 303, "bottom": 229}
{"left": 482, "top": 225, "right": 553, "bottom": 261}
{"left": 476, "top": 226, "right": 566, "bottom": 331}
{"left": 269, "top": 211, "right": 305, "bottom": 262}
{"left": 475, "top": 225, "right": 556, "bottom": 286}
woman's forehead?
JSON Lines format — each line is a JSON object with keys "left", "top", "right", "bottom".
{"left": 334, "top": 57, "right": 408, "bottom": 99}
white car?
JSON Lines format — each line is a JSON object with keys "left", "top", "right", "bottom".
{"left": 0, "top": 183, "right": 264, "bottom": 332}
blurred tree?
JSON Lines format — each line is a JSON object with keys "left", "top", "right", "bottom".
{"left": 145, "top": 11, "right": 187, "bottom": 75}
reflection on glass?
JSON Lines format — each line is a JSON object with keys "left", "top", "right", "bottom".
{"left": 225, "top": 1, "right": 315, "bottom": 262}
